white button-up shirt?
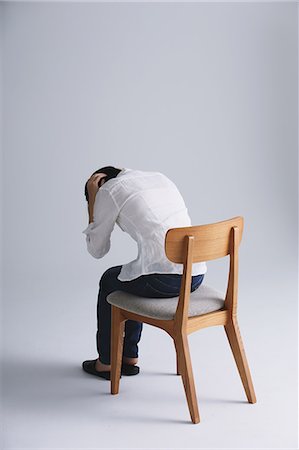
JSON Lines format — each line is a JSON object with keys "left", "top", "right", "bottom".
{"left": 82, "top": 168, "right": 207, "bottom": 281}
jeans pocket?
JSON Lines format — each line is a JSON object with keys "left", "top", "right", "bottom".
{"left": 142, "top": 281, "right": 180, "bottom": 298}
{"left": 151, "top": 277, "right": 181, "bottom": 294}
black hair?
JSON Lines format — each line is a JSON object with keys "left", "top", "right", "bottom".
{"left": 84, "top": 165, "right": 122, "bottom": 202}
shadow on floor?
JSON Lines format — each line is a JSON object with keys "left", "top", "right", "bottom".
{"left": 2, "top": 356, "right": 247, "bottom": 425}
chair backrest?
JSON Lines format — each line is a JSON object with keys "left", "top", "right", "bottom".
{"left": 164, "top": 216, "right": 244, "bottom": 325}
{"left": 165, "top": 216, "right": 244, "bottom": 263}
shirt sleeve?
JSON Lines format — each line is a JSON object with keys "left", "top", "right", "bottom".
{"left": 82, "top": 188, "right": 119, "bottom": 259}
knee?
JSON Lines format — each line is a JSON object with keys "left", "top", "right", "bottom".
{"left": 99, "top": 265, "right": 122, "bottom": 290}
{"left": 99, "top": 268, "right": 113, "bottom": 289}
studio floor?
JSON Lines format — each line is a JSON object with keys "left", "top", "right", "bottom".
{"left": 2, "top": 275, "right": 298, "bottom": 449}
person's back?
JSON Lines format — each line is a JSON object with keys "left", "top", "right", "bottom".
{"left": 85, "top": 167, "right": 207, "bottom": 281}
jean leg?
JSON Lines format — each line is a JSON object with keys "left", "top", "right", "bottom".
{"left": 96, "top": 286, "right": 111, "bottom": 364}
{"left": 96, "top": 266, "right": 122, "bottom": 364}
{"left": 123, "top": 320, "right": 143, "bottom": 359}
{"left": 96, "top": 266, "right": 143, "bottom": 364}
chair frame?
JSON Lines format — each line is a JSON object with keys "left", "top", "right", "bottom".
{"left": 110, "top": 216, "right": 257, "bottom": 424}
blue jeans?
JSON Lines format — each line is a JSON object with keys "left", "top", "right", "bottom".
{"left": 97, "top": 265, "right": 205, "bottom": 364}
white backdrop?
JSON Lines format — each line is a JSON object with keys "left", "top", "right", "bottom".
{"left": 1, "top": 2, "right": 298, "bottom": 449}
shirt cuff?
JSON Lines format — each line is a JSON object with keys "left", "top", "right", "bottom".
{"left": 82, "top": 222, "right": 95, "bottom": 235}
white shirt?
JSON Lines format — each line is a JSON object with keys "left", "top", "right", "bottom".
{"left": 82, "top": 168, "right": 207, "bottom": 281}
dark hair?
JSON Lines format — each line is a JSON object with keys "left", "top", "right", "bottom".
{"left": 84, "top": 165, "right": 122, "bottom": 202}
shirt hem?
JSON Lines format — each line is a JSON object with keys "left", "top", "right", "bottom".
{"left": 117, "top": 267, "right": 208, "bottom": 282}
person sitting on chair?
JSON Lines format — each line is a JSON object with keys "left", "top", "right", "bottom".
{"left": 82, "top": 166, "right": 207, "bottom": 380}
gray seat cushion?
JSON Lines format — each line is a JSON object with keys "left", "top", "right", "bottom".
{"left": 106, "top": 284, "right": 225, "bottom": 320}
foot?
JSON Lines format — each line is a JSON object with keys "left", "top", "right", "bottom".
{"left": 95, "top": 357, "right": 138, "bottom": 372}
{"left": 82, "top": 358, "right": 140, "bottom": 378}
{"left": 95, "top": 358, "right": 111, "bottom": 372}
{"left": 122, "top": 356, "right": 138, "bottom": 366}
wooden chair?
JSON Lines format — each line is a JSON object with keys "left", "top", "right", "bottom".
{"left": 107, "top": 216, "right": 257, "bottom": 423}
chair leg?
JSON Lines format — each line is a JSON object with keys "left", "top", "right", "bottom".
{"left": 224, "top": 316, "right": 257, "bottom": 404}
{"left": 175, "top": 333, "right": 200, "bottom": 424}
{"left": 173, "top": 338, "right": 182, "bottom": 375}
{"left": 110, "top": 305, "right": 125, "bottom": 395}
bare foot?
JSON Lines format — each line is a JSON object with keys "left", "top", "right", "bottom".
{"left": 122, "top": 356, "right": 138, "bottom": 365}
{"left": 95, "top": 358, "right": 111, "bottom": 372}
{"left": 95, "top": 356, "right": 138, "bottom": 371}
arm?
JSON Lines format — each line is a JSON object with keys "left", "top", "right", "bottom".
{"left": 82, "top": 188, "right": 119, "bottom": 259}
{"left": 85, "top": 172, "right": 106, "bottom": 224}
{"left": 88, "top": 197, "right": 95, "bottom": 224}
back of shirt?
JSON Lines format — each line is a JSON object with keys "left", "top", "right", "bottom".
{"left": 83, "top": 167, "right": 207, "bottom": 281}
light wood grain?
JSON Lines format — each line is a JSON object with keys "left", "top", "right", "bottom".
{"left": 110, "top": 215, "right": 257, "bottom": 423}
{"left": 110, "top": 306, "right": 125, "bottom": 395}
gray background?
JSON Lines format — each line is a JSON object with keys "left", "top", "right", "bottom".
{"left": 1, "top": 2, "right": 298, "bottom": 449}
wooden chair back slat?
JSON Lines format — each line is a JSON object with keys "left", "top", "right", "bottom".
{"left": 165, "top": 216, "right": 244, "bottom": 263}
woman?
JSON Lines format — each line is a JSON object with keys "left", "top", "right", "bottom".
{"left": 82, "top": 166, "right": 207, "bottom": 380}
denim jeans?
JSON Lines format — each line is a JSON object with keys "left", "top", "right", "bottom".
{"left": 97, "top": 265, "right": 205, "bottom": 364}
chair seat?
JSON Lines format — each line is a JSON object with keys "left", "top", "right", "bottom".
{"left": 106, "top": 284, "right": 225, "bottom": 320}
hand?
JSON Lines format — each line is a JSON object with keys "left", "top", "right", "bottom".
{"left": 86, "top": 173, "right": 107, "bottom": 203}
